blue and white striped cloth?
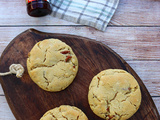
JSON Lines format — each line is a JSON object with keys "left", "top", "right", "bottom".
{"left": 49, "top": 0, "right": 119, "bottom": 31}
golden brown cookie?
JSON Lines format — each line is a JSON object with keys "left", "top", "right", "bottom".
{"left": 88, "top": 69, "right": 141, "bottom": 120}
{"left": 27, "top": 39, "right": 78, "bottom": 92}
{"left": 40, "top": 105, "right": 88, "bottom": 120}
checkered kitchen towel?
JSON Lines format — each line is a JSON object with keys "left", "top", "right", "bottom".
{"left": 49, "top": 0, "right": 119, "bottom": 31}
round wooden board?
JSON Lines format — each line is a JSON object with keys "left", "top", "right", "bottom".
{"left": 0, "top": 29, "right": 159, "bottom": 120}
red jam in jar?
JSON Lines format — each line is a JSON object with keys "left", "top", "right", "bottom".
{"left": 26, "top": 0, "right": 52, "bottom": 17}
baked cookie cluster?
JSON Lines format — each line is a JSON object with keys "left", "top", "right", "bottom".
{"left": 27, "top": 39, "right": 141, "bottom": 120}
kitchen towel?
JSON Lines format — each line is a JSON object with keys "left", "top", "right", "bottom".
{"left": 49, "top": 0, "right": 119, "bottom": 31}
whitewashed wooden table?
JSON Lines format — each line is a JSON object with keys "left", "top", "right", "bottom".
{"left": 0, "top": 0, "right": 160, "bottom": 119}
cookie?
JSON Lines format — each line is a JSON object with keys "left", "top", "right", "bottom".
{"left": 40, "top": 105, "right": 88, "bottom": 120}
{"left": 88, "top": 69, "right": 141, "bottom": 120}
{"left": 27, "top": 38, "right": 78, "bottom": 92}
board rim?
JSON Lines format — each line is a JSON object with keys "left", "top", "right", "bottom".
{"left": 0, "top": 28, "right": 159, "bottom": 120}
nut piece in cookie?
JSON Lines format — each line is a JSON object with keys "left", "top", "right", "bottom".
{"left": 88, "top": 69, "right": 141, "bottom": 120}
{"left": 27, "top": 39, "right": 78, "bottom": 92}
{"left": 40, "top": 105, "right": 88, "bottom": 120}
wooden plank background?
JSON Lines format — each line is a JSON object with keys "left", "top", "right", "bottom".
{"left": 0, "top": 0, "right": 160, "bottom": 119}
{"left": 0, "top": 0, "right": 160, "bottom": 26}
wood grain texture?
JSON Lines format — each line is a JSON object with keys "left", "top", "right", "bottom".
{"left": 0, "top": 1, "right": 77, "bottom": 26}
{"left": 110, "top": 0, "right": 160, "bottom": 26}
{"left": 0, "top": 0, "right": 159, "bottom": 26}
{"left": 0, "top": 27, "right": 159, "bottom": 96}
{"left": 0, "top": 27, "right": 159, "bottom": 60}
{"left": 0, "top": 0, "right": 159, "bottom": 119}
{"left": 0, "top": 60, "right": 160, "bottom": 96}
{"left": 0, "top": 95, "right": 159, "bottom": 120}
{"left": 153, "top": 98, "right": 160, "bottom": 115}
{"left": 0, "top": 96, "right": 15, "bottom": 120}
{"left": 128, "top": 61, "right": 160, "bottom": 96}
{"left": 0, "top": 29, "right": 159, "bottom": 120}
{"left": 0, "top": 85, "right": 3, "bottom": 95}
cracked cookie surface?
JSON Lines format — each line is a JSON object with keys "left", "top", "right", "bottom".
{"left": 27, "top": 39, "right": 78, "bottom": 92}
{"left": 88, "top": 69, "right": 141, "bottom": 120}
{"left": 40, "top": 105, "right": 88, "bottom": 120}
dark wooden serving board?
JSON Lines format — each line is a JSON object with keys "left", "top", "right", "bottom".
{"left": 0, "top": 29, "right": 159, "bottom": 120}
